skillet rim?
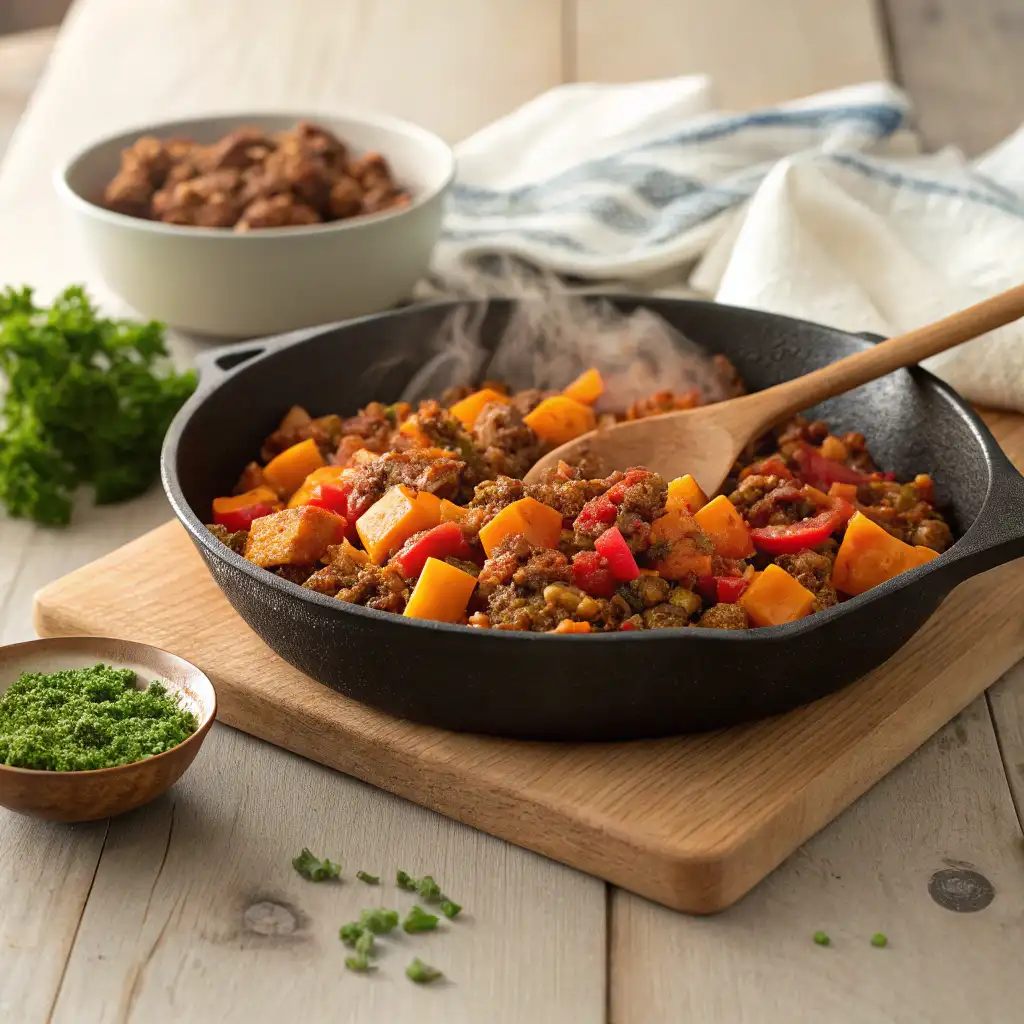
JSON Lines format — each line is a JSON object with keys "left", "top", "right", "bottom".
{"left": 160, "top": 296, "right": 1018, "bottom": 644}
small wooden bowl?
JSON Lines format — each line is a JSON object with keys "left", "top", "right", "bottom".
{"left": 0, "top": 636, "right": 216, "bottom": 822}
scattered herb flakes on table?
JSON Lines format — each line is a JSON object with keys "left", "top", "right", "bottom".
{"left": 406, "top": 958, "right": 444, "bottom": 984}
{"left": 356, "top": 870, "right": 380, "bottom": 885}
{"left": 0, "top": 285, "right": 196, "bottom": 525}
{"left": 292, "top": 848, "right": 342, "bottom": 881}
{"left": 0, "top": 664, "right": 196, "bottom": 771}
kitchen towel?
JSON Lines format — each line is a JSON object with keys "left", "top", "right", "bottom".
{"left": 430, "top": 78, "right": 1024, "bottom": 411}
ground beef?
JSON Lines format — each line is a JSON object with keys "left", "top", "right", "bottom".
{"left": 642, "top": 604, "right": 692, "bottom": 629}
{"left": 572, "top": 468, "right": 666, "bottom": 553}
{"left": 346, "top": 449, "right": 465, "bottom": 516}
{"left": 619, "top": 573, "right": 671, "bottom": 612}
{"left": 335, "top": 563, "right": 409, "bottom": 613}
{"left": 275, "top": 564, "right": 317, "bottom": 585}
{"left": 774, "top": 549, "right": 834, "bottom": 593}
{"left": 732, "top": 481, "right": 815, "bottom": 529}
{"left": 478, "top": 536, "right": 575, "bottom": 631}
{"left": 507, "top": 388, "right": 552, "bottom": 416}
{"left": 260, "top": 405, "right": 345, "bottom": 461}
{"left": 460, "top": 476, "right": 528, "bottom": 541}
{"left": 697, "top": 604, "right": 749, "bottom": 629}
{"left": 207, "top": 523, "right": 248, "bottom": 554}
{"left": 526, "top": 462, "right": 616, "bottom": 521}
{"left": 302, "top": 545, "right": 366, "bottom": 596}
{"left": 333, "top": 401, "right": 404, "bottom": 464}
{"left": 473, "top": 402, "right": 543, "bottom": 479}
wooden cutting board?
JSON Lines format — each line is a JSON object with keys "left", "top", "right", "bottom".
{"left": 32, "top": 410, "right": 1024, "bottom": 914}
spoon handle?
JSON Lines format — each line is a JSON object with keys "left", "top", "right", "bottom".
{"left": 734, "top": 282, "right": 1024, "bottom": 437}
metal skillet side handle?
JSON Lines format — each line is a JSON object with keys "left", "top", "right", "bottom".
{"left": 856, "top": 332, "right": 1024, "bottom": 583}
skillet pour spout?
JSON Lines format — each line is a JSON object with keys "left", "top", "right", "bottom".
{"left": 161, "top": 298, "right": 1024, "bottom": 741}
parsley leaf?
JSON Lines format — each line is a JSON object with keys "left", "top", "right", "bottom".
{"left": 339, "top": 922, "right": 365, "bottom": 947}
{"left": 403, "top": 905, "right": 439, "bottom": 934}
{"left": 356, "top": 870, "right": 380, "bottom": 885}
{"left": 406, "top": 958, "right": 443, "bottom": 984}
{"left": 440, "top": 899, "right": 462, "bottom": 919}
{"left": 359, "top": 908, "right": 399, "bottom": 934}
{"left": 0, "top": 286, "right": 196, "bottom": 524}
{"left": 345, "top": 955, "right": 375, "bottom": 973}
{"left": 292, "top": 848, "right": 341, "bottom": 882}
{"left": 415, "top": 874, "right": 443, "bottom": 903}
{"left": 396, "top": 869, "right": 416, "bottom": 891}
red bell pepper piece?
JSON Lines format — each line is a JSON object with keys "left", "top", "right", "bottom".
{"left": 574, "top": 494, "right": 617, "bottom": 533}
{"left": 696, "top": 574, "right": 718, "bottom": 602}
{"left": 697, "top": 574, "right": 749, "bottom": 603}
{"left": 594, "top": 526, "right": 640, "bottom": 581}
{"left": 392, "top": 521, "right": 471, "bottom": 579}
{"left": 214, "top": 502, "right": 277, "bottom": 532}
{"left": 739, "top": 456, "right": 794, "bottom": 481}
{"left": 793, "top": 441, "right": 873, "bottom": 487}
{"left": 619, "top": 620, "right": 638, "bottom": 631}
{"left": 305, "top": 481, "right": 351, "bottom": 517}
{"left": 715, "top": 577, "right": 749, "bottom": 603}
{"left": 570, "top": 550, "right": 616, "bottom": 598}
{"left": 749, "top": 507, "right": 842, "bottom": 555}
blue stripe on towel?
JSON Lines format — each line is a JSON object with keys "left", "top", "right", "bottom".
{"left": 451, "top": 102, "right": 907, "bottom": 211}
{"left": 828, "top": 154, "right": 1024, "bottom": 219}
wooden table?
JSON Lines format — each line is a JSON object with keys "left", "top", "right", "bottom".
{"left": 0, "top": 3, "right": 1021, "bottom": 1021}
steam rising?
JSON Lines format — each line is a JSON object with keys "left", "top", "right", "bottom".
{"left": 401, "top": 267, "right": 730, "bottom": 410}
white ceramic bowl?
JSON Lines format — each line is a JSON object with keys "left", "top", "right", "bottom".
{"left": 56, "top": 112, "right": 455, "bottom": 337}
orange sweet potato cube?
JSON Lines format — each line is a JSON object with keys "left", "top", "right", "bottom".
{"left": 666, "top": 474, "right": 708, "bottom": 514}
{"left": 478, "top": 497, "right": 563, "bottom": 557}
{"left": 449, "top": 388, "right": 510, "bottom": 430}
{"left": 739, "top": 563, "right": 815, "bottom": 626}
{"left": 244, "top": 505, "right": 345, "bottom": 567}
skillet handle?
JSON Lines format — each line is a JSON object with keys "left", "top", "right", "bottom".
{"left": 191, "top": 323, "right": 330, "bottom": 390}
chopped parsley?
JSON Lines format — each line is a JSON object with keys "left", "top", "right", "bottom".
{"left": 440, "top": 899, "right": 462, "bottom": 920}
{"left": 360, "top": 908, "right": 399, "bottom": 934}
{"left": 356, "top": 870, "right": 380, "bottom": 885}
{"left": 292, "top": 848, "right": 341, "bottom": 882}
{"left": 0, "top": 285, "right": 196, "bottom": 525}
{"left": 871, "top": 932, "right": 888, "bottom": 948}
{"left": 396, "top": 869, "right": 416, "bottom": 891}
{"left": 406, "top": 958, "right": 443, "bottom": 984}
{"left": 415, "top": 874, "right": 443, "bottom": 903}
{"left": 0, "top": 664, "right": 196, "bottom": 771}
{"left": 813, "top": 931, "right": 830, "bottom": 947}
{"left": 403, "top": 905, "right": 439, "bottom": 934}
{"left": 339, "top": 922, "right": 365, "bottom": 946}
{"left": 345, "top": 955, "right": 375, "bottom": 973}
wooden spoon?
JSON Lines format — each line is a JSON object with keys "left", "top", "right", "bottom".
{"left": 524, "top": 284, "right": 1024, "bottom": 493}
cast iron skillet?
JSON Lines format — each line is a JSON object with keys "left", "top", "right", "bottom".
{"left": 161, "top": 297, "right": 1024, "bottom": 741}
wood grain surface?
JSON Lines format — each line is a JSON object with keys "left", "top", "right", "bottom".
{"left": 34, "top": 505, "right": 1024, "bottom": 913}
{"left": 2, "top": 1, "right": 1023, "bottom": 1021}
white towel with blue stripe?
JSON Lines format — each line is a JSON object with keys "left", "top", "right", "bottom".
{"left": 431, "top": 78, "right": 1024, "bottom": 411}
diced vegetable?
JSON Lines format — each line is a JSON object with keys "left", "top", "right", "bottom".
{"left": 449, "top": 388, "right": 509, "bottom": 429}
{"left": 244, "top": 505, "right": 346, "bottom": 568}
{"left": 356, "top": 485, "right": 442, "bottom": 564}
{"left": 551, "top": 620, "right": 592, "bottom": 634}
{"left": 594, "top": 526, "right": 640, "bottom": 581}
{"left": 403, "top": 905, "right": 440, "bottom": 934}
{"left": 399, "top": 416, "right": 432, "bottom": 447}
{"left": 570, "top": 550, "right": 616, "bottom": 597}
{"left": 794, "top": 441, "right": 872, "bottom": 488}
{"left": 828, "top": 482, "right": 859, "bottom": 504}
{"left": 739, "top": 563, "right": 815, "bottom": 626}
{"left": 562, "top": 367, "right": 604, "bottom": 405}
{"left": 911, "top": 545, "right": 940, "bottom": 565}
{"left": 649, "top": 509, "right": 713, "bottom": 580}
{"left": 666, "top": 474, "right": 708, "bottom": 514}
{"left": 292, "top": 848, "right": 341, "bottom": 881}
{"left": 213, "top": 486, "right": 281, "bottom": 532}
{"left": 750, "top": 507, "right": 842, "bottom": 555}
{"left": 523, "top": 395, "right": 597, "bottom": 446}
{"left": 478, "top": 497, "right": 563, "bottom": 557}
{"left": 403, "top": 557, "right": 477, "bottom": 622}
{"left": 439, "top": 498, "right": 469, "bottom": 522}
{"left": 574, "top": 494, "right": 617, "bottom": 533}
{"left": 739, "top": 456, "right": 793, "bottom": 482}
{"left": 693, "top": 495, "right": 755, "bottom": 558}
{"left": 392, "top": 522, "right": 471, "bottom": 579}
{"left": 288, "top": 465, "right": 351, "bottom": 509}
{"left": 336, "top": 537, "right": 369, "bottom": 566}
{"left": 263, "top": 438, "right": 326, "bottom": 498}
{"left": 715, "top": 577, "right": 749, "bottom": 603}
{"left": 831, "top": 511, "right": 924, "bottom": 595}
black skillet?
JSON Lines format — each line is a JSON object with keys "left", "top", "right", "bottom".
{"left": 161, "top": 298, "right": 1024, "bottom": 741}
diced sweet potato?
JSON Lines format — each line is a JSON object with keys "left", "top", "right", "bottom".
{"left": 244, "top": 505, "right": 345, "bottom": 567}
{"left": 666, "top": 474, "right": 708, "bottom": 514}
{"left": 356, "top": 484, "right": 442, "bottom": 563}
{"left": 403, "top": 557, "right": 478, "bottom": 623}
{"left": 739, "top": 564, "right": 815, "bottom": 626}
{"left": 832, "top": 511, "right": 922, "bottom": 595}
{"left": 478, "top": 497, "right": 563, "bottom": 557}
{"left": 523, "top": 395, "right": 596, "bottom": 446}
{"left": 649, "top": 509, "right": 713, "bottom": 580}
{"left": 449, "top": 388, "right": 510, "bottom": 430}
{"left": 693, "top": 495, "right": 755, "bottom": 558}
{"left": 263, "top": 438, "right": 326, "bottom": 499}
{"left": 562, "top": 368, "right": 604, "bottom": 406}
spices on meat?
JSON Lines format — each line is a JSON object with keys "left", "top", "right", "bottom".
{"left": 206, "top": 364, "right": 953, "bottom": 632}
